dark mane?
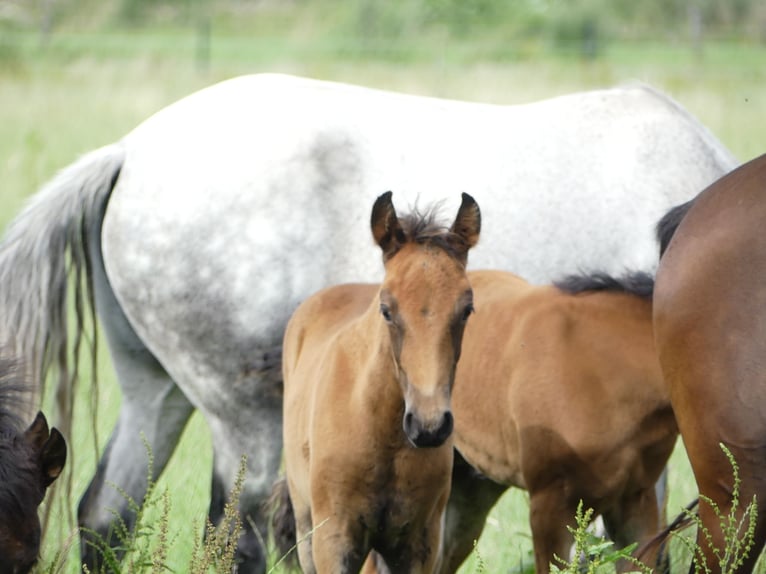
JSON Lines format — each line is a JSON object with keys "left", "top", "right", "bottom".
{"left": 0, "top": 355, "right": 34, "bottom": 520}
{"left": 657, "top": 199, "right": 695, "bottom": 257}
{"left": 398, "top": 207, "right": 468, "bottom": 262}
{"left": 554, "top": 271, "right": 654, "bottom": 300}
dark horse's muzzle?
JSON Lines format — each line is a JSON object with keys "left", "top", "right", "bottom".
{"left": 403, "top": 410, "right": 454, "bottom": 448}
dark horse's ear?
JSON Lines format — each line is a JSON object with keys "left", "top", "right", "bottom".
{"left": 24, "top": 411, "right": 50, "bottom": 451}
{"left": 24, "top": 412, "right": 67, "bottom": 486}
{"left": 40, "top": 428, "right": 67, "bottom": 486}
{"left": 371, "top": 191, "right": 406, "bottom": 261}
{"left": 449, "top": 193, "right": 481, "bottom": 260}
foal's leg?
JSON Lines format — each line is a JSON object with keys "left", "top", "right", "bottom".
{"left": 375, "top": 513, "right": 447, "bottom": 573}
{"left": 528, "top": 487, "right": 577, "bottom": 574}
{"left": 439, "top": 450, "right": 507, "bottom": 573}
{"left": 291, "top": 497, "right": 316, "bottom": 574}
{"left": 309, "top": 518, "right": 367, "bottom": 574}
{"left": 601, "top": 486, "right": 662, "bottom": 572}
{"left": 78, "top": 268, "right": 195, "bottom": 569}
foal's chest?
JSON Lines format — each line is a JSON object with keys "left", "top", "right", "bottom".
{"left": 361, "top": 445, "right": 452, "bottom": 533}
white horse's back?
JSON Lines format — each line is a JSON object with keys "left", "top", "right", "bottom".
{"left": 111, "top": 73, "right": 736, "bottom": 286}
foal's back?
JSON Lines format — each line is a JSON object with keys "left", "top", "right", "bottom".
{"left": 453, "top": 269, "right": 669, "bottom": 484}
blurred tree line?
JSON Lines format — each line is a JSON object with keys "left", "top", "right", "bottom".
{"left": 5, "top": 0, "right": 766, "bottom": 58}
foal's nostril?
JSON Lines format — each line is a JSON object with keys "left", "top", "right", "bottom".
{"left": 404, "top": 410, "right": 454, "bottom": 448}
{"left": 439, "top": 411, "right": 454, "bottom": 439}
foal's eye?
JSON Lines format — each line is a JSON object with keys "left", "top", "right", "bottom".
{"left": 460, "top": 304, "right": 474, "bottom": 322}
{"left": 380, "top": 304, "right": 393, "bottom": 322}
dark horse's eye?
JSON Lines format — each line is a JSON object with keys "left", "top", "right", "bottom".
{"left": 460, "top": 304, "right": 474, "bottom": 322}
{"left": 380, "top": 304, "right": 393, "bottom": 322}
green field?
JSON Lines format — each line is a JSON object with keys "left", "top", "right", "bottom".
{"left": 1, "top": 9, "right": 765, "bottom": 573}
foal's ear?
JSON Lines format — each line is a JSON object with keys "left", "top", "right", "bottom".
{"left": 371, "top": 191, "right": 406, "bottom": 260}
{"left": 40, "top": 428, "right": 67, "bottom": 487}
{"left": 24, "top": 411, "right": 51, "bottom": 451}
{"left": 450, "top": 193, "right": 481, "bottom": 250}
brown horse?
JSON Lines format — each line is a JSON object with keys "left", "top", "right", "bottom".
{"left": 439, "top": 270, "right": 678, "bottom": 574}
{"left": 278, "top": 192, "right": 481, "bottom": 573}
{"left": 0, "top": 356, "right": 67, "bottom": 574}
{"left": 654, "top": 153, "right": 766, "bottom": 574}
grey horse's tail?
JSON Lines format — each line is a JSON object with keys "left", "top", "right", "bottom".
{"left": 0, "top": 142, "right": 124, "bottom": 529}
{"left": 1, "top": 143, "right": 123, "bottom": 413}
{"left": 269, "top": 477, "right": 299, "bottom": 569}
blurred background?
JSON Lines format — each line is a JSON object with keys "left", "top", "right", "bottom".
{"left": 2, "top": 0, "right": 764, "bottom": 213}
{"left": 1, "top": 1, "right": 764, "bottom": 571}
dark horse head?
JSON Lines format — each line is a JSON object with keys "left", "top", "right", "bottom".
{"left": 0, "top": 357, "right": 67, "bottom": 574}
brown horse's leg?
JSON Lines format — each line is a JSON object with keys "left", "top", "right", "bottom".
{"left": 528, "top": 487, "right": 576, "bottom": 574}
{"left": 601, "top": 487, "right": 662, "bottom": 572}
{"left": 688, "top": 443, "right": 766, "bottom": 574}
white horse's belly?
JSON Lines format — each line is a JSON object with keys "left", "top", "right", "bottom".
{"left": 101, "top": 74, "right": 736, "bottom": 408}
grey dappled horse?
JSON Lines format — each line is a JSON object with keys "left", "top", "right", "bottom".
{"left": 0, "top": 74, "right": 736, "bottom": 572}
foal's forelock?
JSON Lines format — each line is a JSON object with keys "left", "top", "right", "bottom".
{"left": 383, "top": 211, "right": 472, "bottom": 266}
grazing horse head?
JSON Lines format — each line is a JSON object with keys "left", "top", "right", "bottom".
{"left": 0, "top": 361, "right": 67, "bottom": 574}
{"left": 371, "top": 191, "right": 480, "bottom": 448}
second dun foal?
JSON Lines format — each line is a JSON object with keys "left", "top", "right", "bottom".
{"left": 441, "top": 270, "right": 678, "bottom": 574}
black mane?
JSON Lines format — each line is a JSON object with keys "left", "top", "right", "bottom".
{"left": 554, "top": 271, "right": 654, "bottom": 300}
{"left": 657, "top": 199, "right": 695, "bottom": 257}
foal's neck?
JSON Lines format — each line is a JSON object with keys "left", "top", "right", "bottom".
{"left": 347, "top": 298, "right": 408, "bottom": 441}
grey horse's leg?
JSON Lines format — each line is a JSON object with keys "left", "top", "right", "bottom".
{"left": 204, "top": 357, "right": 283, "bottom": 574}
{"left": 439, "top": 450, "right": 507, "bottom": 573}
{"left": 78, "top": 223, "right": 196, "bottom": 569}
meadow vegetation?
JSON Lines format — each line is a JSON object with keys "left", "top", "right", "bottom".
{"left": 0, "top": 1, "right": 764, "bottom": 571}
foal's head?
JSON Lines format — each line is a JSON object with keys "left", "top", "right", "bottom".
{"left": 0, "top": 361, "right": 66, "bottom": 574}
{"left": 371, "top": 192, "right": 480, "bottom": 448}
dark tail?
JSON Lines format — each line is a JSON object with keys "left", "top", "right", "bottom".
{"left": 269, "top": 477, "right": 299, "bottom": 568}
{"left": 635, "top": 498, "right": 699, "bottom": 570}
{"left": 657, "top": 199, "right": 695, "bottom": 257}
{"left": 554, "top": 270, "right": 654, "bottom": 300}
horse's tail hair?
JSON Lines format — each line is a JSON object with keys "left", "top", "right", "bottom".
{"left": 1, "top": 142, "right": 123, "bottom": 410}
{"left": 269, "top": 476, "right": 299, "bottom": 568}
{"left": 0, "top": 353, "right": 29, "bottom": 433}
{"left": 0, "top": 142, "right": 124, "bottom": 532}
{"left": 656, "top": 199, "right": 696, "bottom": 258}
{"left": 554, "top": 270, "right": 654, "bottom": 300}
{"left": 635, "top": 497, "right": 699, "bottom": 570}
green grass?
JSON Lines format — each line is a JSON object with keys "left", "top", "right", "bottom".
{"left": 1, "top": 18, "right": 764, "bottom": 573}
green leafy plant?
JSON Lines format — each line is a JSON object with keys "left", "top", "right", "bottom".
{"left": 76, "top": 436, "right": 246, "bottom": 574}
{"left": 549, "top": 502, "right": 651, "bottom": 574}
{"left": 80, "top": 436, "right": 173, "bottom": 573}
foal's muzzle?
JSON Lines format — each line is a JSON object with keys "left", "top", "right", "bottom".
{"left": 403, "top": 410, "right": 454, "bottom": 448}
